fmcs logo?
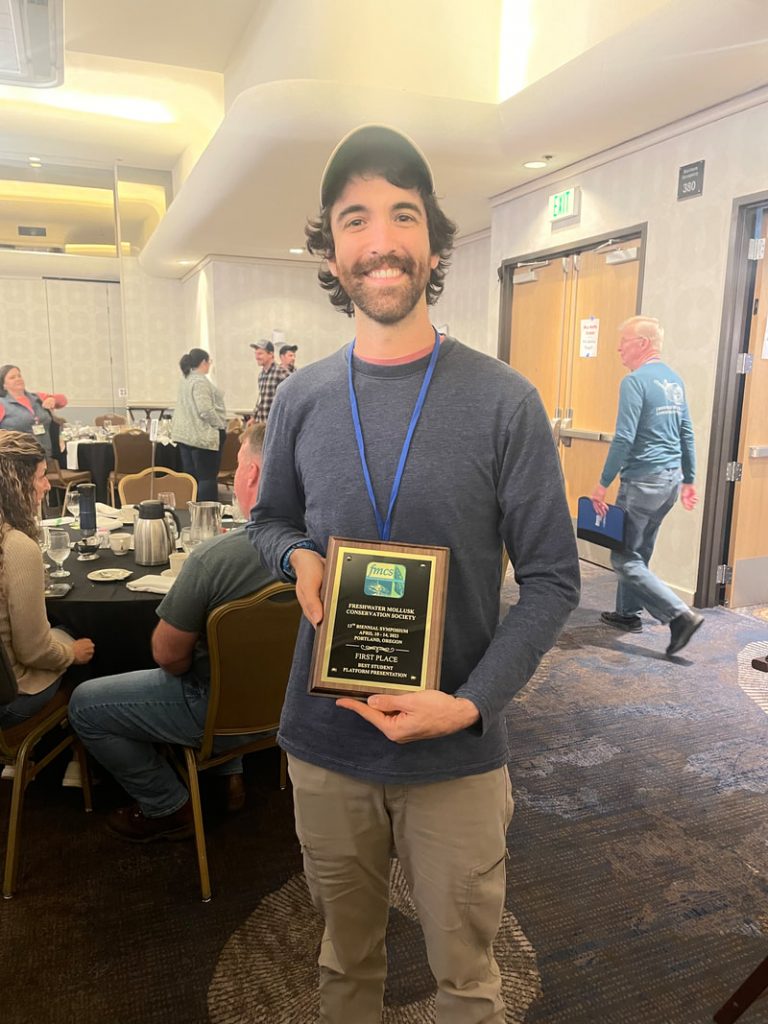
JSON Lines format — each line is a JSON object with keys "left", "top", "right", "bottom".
{"left": 364, "top": 561, "right": 406, "bottom": 599}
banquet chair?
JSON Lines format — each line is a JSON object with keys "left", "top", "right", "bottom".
{"left": 0, "top": 640, "right": 92, "bottom": 898}
{"left": 217, "top": 429, "right": 242, "bottom": 489}
{"left": 108, "top": 429, "right": 152, "bottom": 504}
{"left": 94, "top": 414, "right": 126, "bottom": 427}
{"left": 44, "top": 457, "right": 92, "bottom": 516}
{"left": 118, "top": 467, "right": 197, "bottom": 506}
{"left": 180, "top": 582, "right": 301, "bottom": 901}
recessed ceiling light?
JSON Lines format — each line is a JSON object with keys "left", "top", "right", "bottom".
{"left": 28, "top": 157, "right": 42, "bottom": 167}
{"left": 289, "top": 247, "right": 304, "bottom": 255}
{"left": 523, "top": 159, "right": 548, "bottom": 170}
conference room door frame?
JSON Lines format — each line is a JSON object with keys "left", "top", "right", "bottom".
{"left": 497, "top": 225, "right": 646, "bottom": 567}
{"left": 698, "top": 191, "right": 768, "bottom": 609}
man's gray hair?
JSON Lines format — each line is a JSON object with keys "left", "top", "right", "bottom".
{"left": 620, "top": 315, "right": 664, "bottom": 351}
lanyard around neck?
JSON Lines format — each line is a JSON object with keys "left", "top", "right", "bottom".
{"left": 347, "top": 330, "right": 440, "bottom": 541}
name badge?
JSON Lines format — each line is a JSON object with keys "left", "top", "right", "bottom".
{"left": 32, "top": 423, "right": 46, "bottom": 435}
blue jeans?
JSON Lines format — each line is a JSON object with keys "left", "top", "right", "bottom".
{"left": 68, "top": 669, "right": 243, "bottom": 818}
{"left": 0, "top": 678, "right": 62, "bottom": 727}
{"left": 611, "top": 468, "right": 687, "bottom": 624}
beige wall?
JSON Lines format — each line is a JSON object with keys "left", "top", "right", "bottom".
{"left": 488, "top": 95, "right": 768, "bottom": 600}
{"left": 0, "top": 276, "right": 124, "bottom": 408}
{"left": 432, "top": 232, "right": 494, "bottom": 351}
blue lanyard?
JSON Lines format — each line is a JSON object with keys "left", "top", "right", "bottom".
{"left": 347, "top": 330, "right": 440, "bottom": 541}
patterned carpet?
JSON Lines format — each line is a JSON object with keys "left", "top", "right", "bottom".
{"left": 2, "top": 562, "right": 768, "bottom": 1024}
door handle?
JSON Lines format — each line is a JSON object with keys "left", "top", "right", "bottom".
{"left": 559, "top": 428, "right": 604, "bottom": 441}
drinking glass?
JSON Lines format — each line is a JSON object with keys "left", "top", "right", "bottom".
{"left": 65, "top": 489, "right": 80, "bottom": 527}
{"left": 48, "top": 528, "right": 72, "bottom": 578}
{"left": 157, "top": 491, "right": 176, "bottom": 510}
{"left": 179, "top": 527, "right": 200, "bottom": 553}
{"left": 37, "top": 523, "right": 50, "bottom": 559}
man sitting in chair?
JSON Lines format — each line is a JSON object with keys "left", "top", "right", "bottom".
{"left": 69, "top": 423, "right": 274, "bottom": 841}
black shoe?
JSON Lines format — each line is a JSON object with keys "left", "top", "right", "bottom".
{"left": 219, "top": 773, "right": 246, "bottom": 814}
{"left": 666, "top": 611, "right": 704, "bottom": 656}
{"left": 601, "top": 611, "right": 643, "bottom": 632}
{"left": 106, "top": 800, "right": 194, "bottom": 843}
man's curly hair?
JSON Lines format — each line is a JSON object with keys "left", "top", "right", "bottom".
{"left": 305, "top": 156, "right": 457, "bottom": 317}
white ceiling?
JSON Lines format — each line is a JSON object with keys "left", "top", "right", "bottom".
{"left": 65, "top": 0, "right": 259, "bottom": 71}
{"left": 0, "top": 0, "right": 767, "bottom": 278}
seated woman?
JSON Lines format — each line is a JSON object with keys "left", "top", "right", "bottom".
{"left": 0, "top": 365, "right": 68, "bottom": 459}
{"left": 0, "top": 431, "right": 94, "bottom": 729}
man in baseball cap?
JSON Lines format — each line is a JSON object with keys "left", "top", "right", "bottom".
{"left": 249, "top": 339, "right": 287, "bottom": 422}
{"left": 279, "top": 344, "right": 298, "bottom": 373}
{"left": 248, "top": 125, "right": 579, "bottom": 1021}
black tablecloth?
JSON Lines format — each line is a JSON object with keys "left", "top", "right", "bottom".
{"left": 61, "top": 442, "right": 183, "bottom": 503}
{"left": 45, "top": 532, "right": 169, "bottom": 677}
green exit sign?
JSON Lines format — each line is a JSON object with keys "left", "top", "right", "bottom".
{"left": 548, "top": 187, "right": 580, "bottom": 222}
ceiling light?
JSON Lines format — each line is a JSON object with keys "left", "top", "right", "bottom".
{"left": 28, "top": 157, "right": 42, "bottom": 167}
{"left": 0, "top": 86, "right": 174, "bottom": 124}
{"left": 289, "top": 247, "right": 304, "bottom": 255}
{"left": 523, "top": 156, "right": 553, "bottom": 170}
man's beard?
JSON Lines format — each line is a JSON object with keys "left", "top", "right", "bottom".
{"left": 337, "top": 255, "right": 431, "bottom": 325}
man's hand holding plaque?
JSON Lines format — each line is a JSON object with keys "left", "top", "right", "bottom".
{"left": 336, "top": 690, "right": 479, "bottom": 743}
{"left": 290, "top": 547, "right": 326, "bottom": 627}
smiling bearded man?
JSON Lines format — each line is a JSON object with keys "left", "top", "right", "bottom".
{"left": 247, "top": 125, "right": 580, "bottom": 1024}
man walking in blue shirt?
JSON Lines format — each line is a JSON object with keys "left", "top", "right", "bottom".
{"left": 591, "top": 316, "right": 703, "bottom": 656}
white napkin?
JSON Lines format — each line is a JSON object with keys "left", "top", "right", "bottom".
{"left": 126, "top": 575, "right": 175, "bottom": 595}
{"left": 96, "top": 517, "right": 124, "bottom": 531}
{"left": 42, "top": 515, "right": 75, "bottom": 527}
{"left": 95, "top": 502, "right": 121, "bottom": 519}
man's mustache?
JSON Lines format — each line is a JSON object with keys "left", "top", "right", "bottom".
{"left": 352, "top": 255, "right": 415, "bottom": 277}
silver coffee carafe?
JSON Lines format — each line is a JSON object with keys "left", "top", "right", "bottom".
{"left": 134, "top": 500, "right": 181, "bottom": 566}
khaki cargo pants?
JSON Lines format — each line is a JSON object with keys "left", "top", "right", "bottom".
{"left": 288, "top": 756, "right": 514, "bottom": 1024}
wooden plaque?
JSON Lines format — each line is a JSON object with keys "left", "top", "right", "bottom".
{"left": 309, "top": 537, "right": 450, "bottom": 699}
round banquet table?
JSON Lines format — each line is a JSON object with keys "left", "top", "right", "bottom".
{"left": 61, "top": 440, "right": 183, "bottom": 504}
{"left": 44, "top": 527, "right": 170, "bottom": 677}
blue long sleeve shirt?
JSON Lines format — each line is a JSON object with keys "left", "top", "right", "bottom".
{"left": 247, "top": 338, "right": 580, "bottom": 784}
{"left": 600, "top": 360, "right": 696, "bottom": 487}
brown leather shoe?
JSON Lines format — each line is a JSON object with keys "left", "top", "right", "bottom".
{"left": 106, "top": 799, "right": 194, "bottom": 843}
{"left": 221, "top": 773, "right": 246, "bottom": 814}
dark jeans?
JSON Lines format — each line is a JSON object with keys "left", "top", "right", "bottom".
{"left": 0, "top": 678, "right": 63, "bottom": 727}
{"left": 178, "top": 435, "right": 223, "bottom": 502}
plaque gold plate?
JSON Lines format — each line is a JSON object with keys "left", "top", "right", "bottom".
{"left": 309, "top": 537, "right": 449, "bottom": 698}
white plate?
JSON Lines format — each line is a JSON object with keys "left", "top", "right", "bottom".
{"left": 87, "top": 568, "right": 133, "bottom": 582}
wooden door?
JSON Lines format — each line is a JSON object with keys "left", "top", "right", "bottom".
{"left": 727, "top": 214, "right": 768, "bottom": 607}
{"left": 507, "top": 238, "right": 642, "bottom": 569}
{"left": 508, "top": 258, "right": 569, "bottom": 417}
{"left": 560, "top": 241, "right": 642, "bottom": 516}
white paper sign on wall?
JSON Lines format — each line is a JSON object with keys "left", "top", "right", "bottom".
{"left": 580, "top": 317, "right": 599, "bottom": 358}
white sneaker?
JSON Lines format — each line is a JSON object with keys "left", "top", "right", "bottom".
{"left": 1, "top": 764, "right": 15, "bottom": 780}
{"left": 62, "top": 758, "right": 82, "bottom": 788}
